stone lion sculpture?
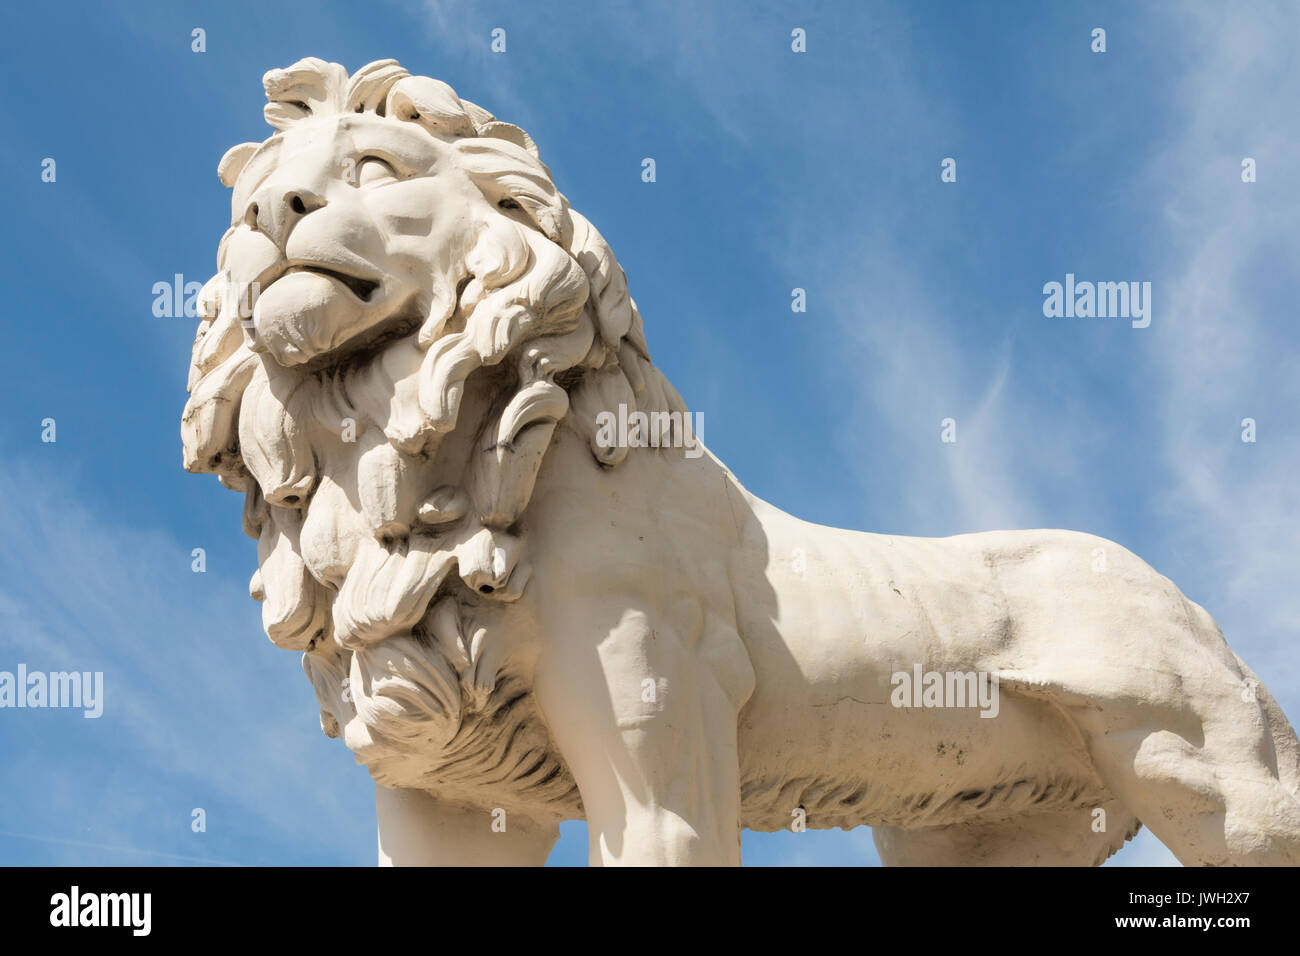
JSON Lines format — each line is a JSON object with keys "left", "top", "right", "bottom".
{"left": 181, "top": 57, "right": 1300, "bottom": 866}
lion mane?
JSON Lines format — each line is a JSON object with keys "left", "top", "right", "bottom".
{"left": 181, "top": 58, "right": 687, "bottom": 812}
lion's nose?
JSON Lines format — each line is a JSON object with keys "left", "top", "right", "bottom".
{"left": 244, "top": 187, "right": 326, "bottom": 246}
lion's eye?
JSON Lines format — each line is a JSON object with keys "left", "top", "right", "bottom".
{"left": 355, "top": 156, "right": 398, "bottom": 188}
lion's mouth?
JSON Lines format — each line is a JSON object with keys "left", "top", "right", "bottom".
{"left": 284, "top": 263, "right": 381, "bottom": 302}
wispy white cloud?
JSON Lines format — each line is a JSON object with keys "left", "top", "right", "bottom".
{"left": 1139, "top": 1, "right": 1300, "bottom": 719}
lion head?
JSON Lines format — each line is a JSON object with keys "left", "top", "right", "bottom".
{"left": 181, "top": 58, "right": 688, "bottom": 806}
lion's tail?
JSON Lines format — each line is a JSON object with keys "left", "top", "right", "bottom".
{"left": 1235, "top": 653, "right": 1300, "bottom": 800}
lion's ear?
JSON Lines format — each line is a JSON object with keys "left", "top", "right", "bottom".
{"left": 218, "top": 142, "right": 260, "bottom": 188}
{"left": 477, "top": 121, "right": 539, "bottom": 160}
{"left": 386, "top": 76, "right": 476, "bottom": 138}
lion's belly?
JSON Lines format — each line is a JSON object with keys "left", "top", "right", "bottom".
{"left": 730, "top": 505, "right": 1107, "bottom": 832}
{"left": 736, "top": 683, "right": 1105, "bottom": 832}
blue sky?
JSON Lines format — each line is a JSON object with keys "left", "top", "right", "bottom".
{"left": 1, "top": 0, "right": 1297, "bottom": 866}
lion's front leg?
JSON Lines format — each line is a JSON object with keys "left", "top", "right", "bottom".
{"left": 532, "top": 590, "right": 756, "bottom": 866}
{"left": 375, "top": 785, "right": 559, "bottom": 866}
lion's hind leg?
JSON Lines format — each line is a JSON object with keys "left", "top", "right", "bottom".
{"left": 872, "top": 800, "right": 1137, "bottom": 866}
{"left": 1071, "top": 706, "right": 1300, "bottom": 866}
{"left": 1045, "top": 609, "right": 1300, "bottom": 865}
{"left": 996, "top": 537, "right": 1300, "bottom": 864}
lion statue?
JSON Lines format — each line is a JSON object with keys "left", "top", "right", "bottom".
{"left": 181, "top": 57, "right": 1300, "bottom": 866}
